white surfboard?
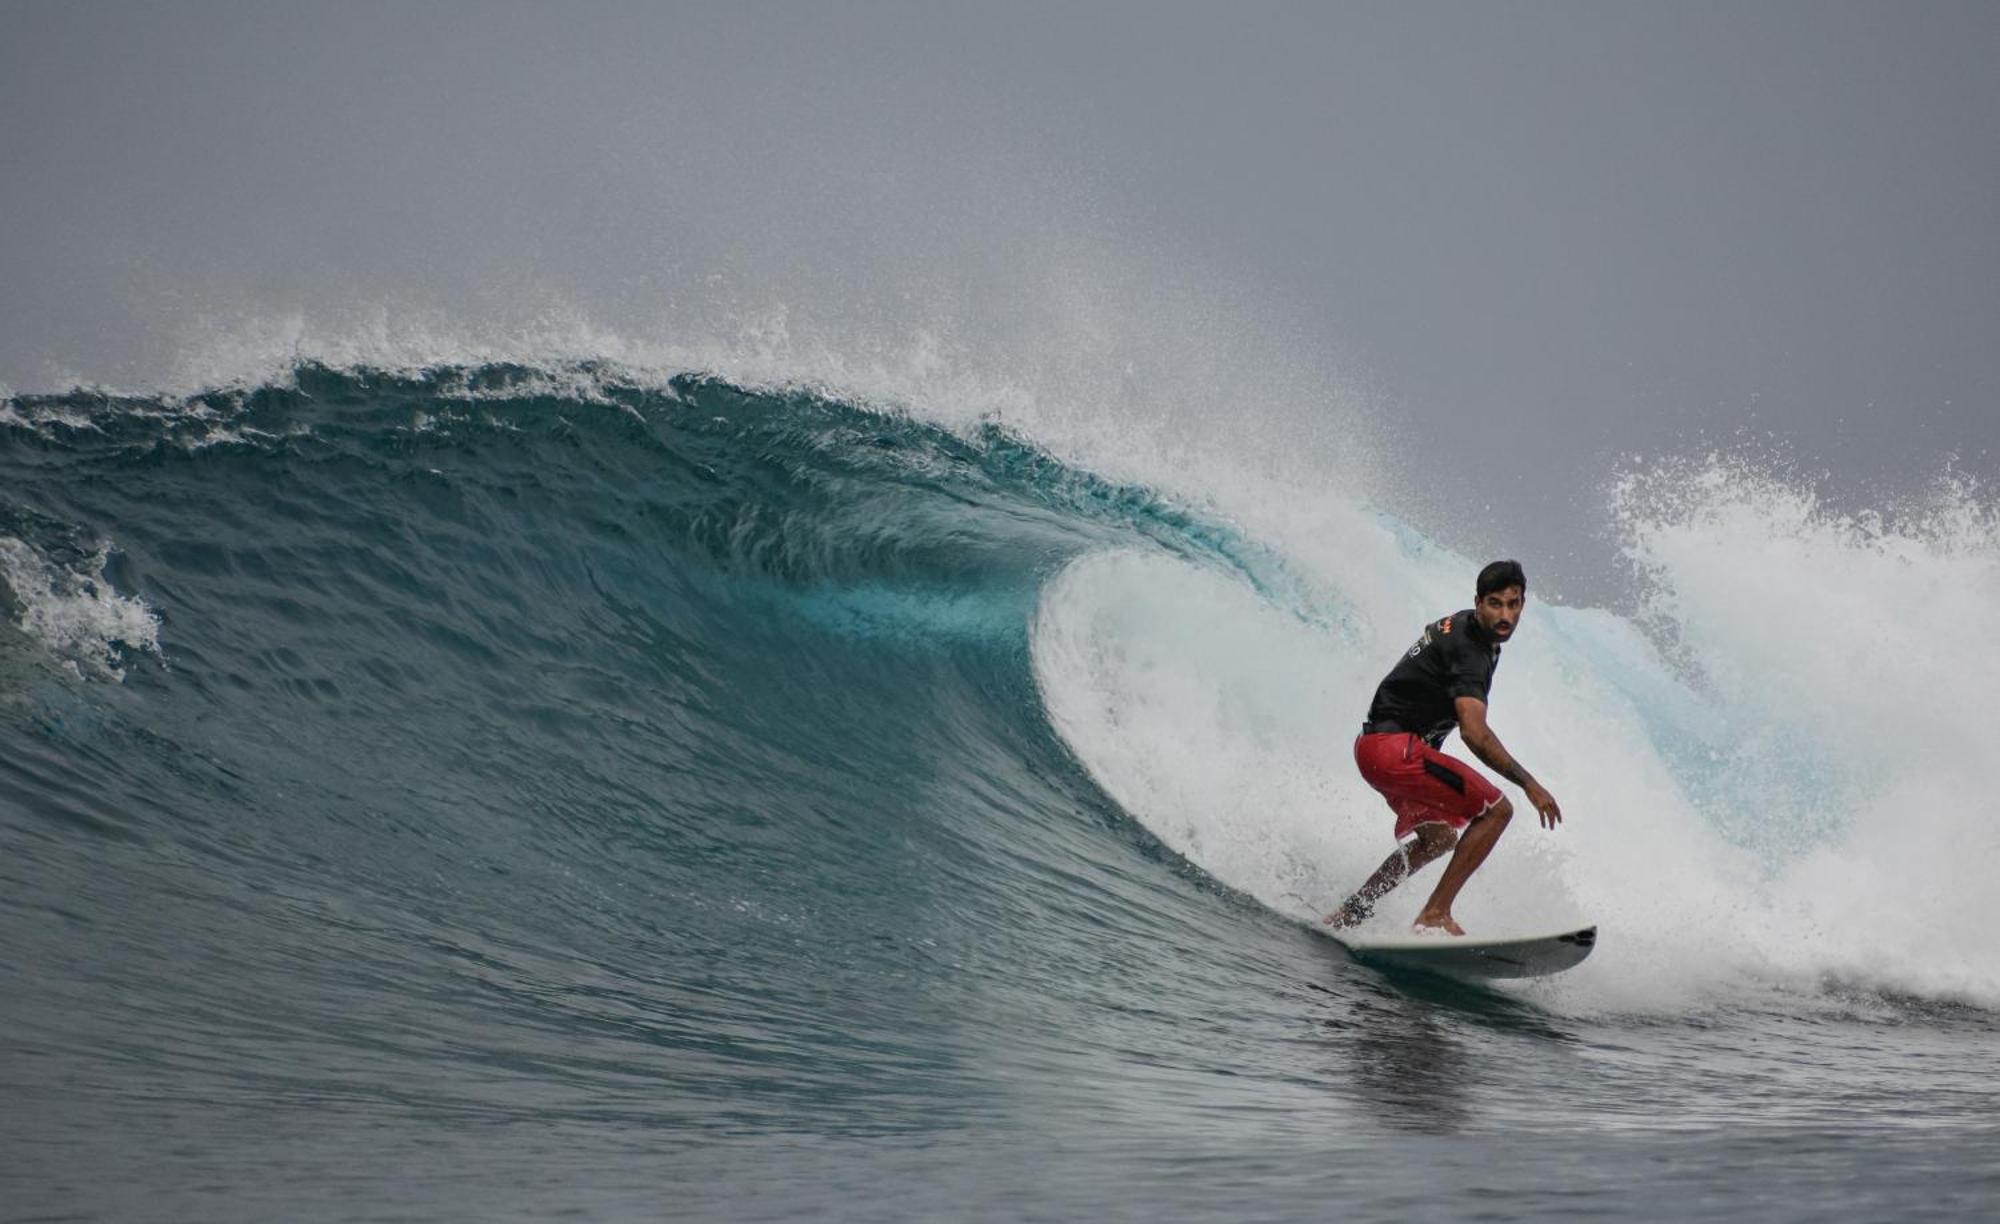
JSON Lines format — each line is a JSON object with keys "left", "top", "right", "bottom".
{"left": 1330, "top": 924, "right": 1596, "bottom": 980}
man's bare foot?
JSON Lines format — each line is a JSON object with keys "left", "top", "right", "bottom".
{"left": 1325, "top": 899, "right": 1372, "bottom": 929}
{"left": 1412, "top": 912, "right": 1466, "bottom": 936}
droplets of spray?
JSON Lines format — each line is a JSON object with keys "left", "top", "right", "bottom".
{"left": 0, "top": 537, "right": 161, "bottom": 682}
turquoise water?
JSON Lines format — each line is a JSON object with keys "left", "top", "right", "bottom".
{"left": 4, "top": 364, "right": 1996, "bottom": 1221}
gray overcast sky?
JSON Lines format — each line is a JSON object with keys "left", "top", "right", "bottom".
{"left": 5, "top": 2, "right": 1997, "bottom": 596}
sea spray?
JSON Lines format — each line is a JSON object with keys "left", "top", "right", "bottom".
{"left": 0, "top": 535, "right": 161, "bottom": 682}
{"left": 1615, "top": 456, "right": 2000, "bottom": 1003}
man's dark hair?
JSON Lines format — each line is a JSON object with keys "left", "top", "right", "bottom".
{"left": 1476, "top": 560, "right": 1527, "bottom": 599}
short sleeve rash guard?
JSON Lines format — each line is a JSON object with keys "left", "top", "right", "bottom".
{"left": 1364, "top": 609, "right": 1502, "bottom": 747}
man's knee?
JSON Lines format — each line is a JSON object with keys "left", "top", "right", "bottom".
{"left": 1414, "top": 823, "right": 1458, "bottom": 855}
{"left": 1482, "top": 796, "right": 1514, "bottom": 826}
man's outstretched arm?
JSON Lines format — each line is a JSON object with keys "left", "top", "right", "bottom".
{"left": 1454, "top": 696, "right": 1562, "bottom": 828}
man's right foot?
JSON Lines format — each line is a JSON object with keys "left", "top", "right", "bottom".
{"left": 1412, "top": 911, "right": 1466, "bottom": 936}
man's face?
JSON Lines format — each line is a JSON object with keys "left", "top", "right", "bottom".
{"left": 1475, "top": 586, "right": 1525, "bottom": 641}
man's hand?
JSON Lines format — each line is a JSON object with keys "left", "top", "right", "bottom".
{"left": 1526, "top": 783, "right": 1562, "bottom": 829}
{"left": 1457, "top": 697, "right": 1562, "bottom": 829}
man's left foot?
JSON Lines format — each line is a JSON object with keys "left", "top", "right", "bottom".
{"left": 1325, "top": 899, "right": 1372, "bottom": 929}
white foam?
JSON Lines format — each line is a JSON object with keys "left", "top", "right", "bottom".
{"left": 1032, "top": 456, "right": 2000, "bottom": 1014}
{"left": 0, "top": 537, "right": 162, "bottom": 682}
{"left": 1615, "top": 457, "right": 2000, "bottom": 1005}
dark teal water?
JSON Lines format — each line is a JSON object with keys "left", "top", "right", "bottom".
{"left": 4, "top": 365, "right": 1996, "bottom": 1222}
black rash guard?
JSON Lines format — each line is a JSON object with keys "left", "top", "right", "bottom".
{"left": 1364, "top": 609, "right": 1501, "bottom": 748}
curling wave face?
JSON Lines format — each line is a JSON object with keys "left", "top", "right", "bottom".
{"left": 0, "top": 362, "right": 1317, "bottom": 1148}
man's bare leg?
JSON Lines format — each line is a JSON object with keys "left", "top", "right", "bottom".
{"left": 1413, "top": 799, "right": 1515, "bottom": 934}
{"left": 1325, "top": 823, "right": 1458, "bottom": 928}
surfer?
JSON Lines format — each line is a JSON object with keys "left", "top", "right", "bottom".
{"left": 1327, "top": 560, "right": 1562, "bottom": 935}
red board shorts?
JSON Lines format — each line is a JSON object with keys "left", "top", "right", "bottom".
{"left": 1353, "top": 732, "right": 1505, "bottom": 841}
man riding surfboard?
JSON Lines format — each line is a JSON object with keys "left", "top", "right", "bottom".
{"left": 1327, "top": 560, "right": 1563, "bottom": 935}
